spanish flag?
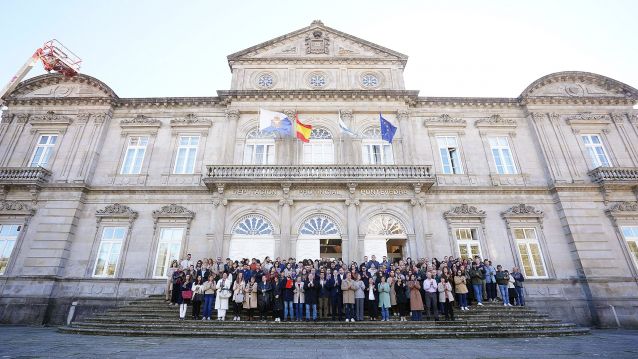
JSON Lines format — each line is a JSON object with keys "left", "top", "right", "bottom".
{"left": 295, "top": 114, "right": 312, "bottom": 143}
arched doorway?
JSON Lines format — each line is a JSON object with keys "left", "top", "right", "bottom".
{"left": 229, "top": 214, "right": 275, "bottom": 261}
{"left": 365, "top": 214, "right": 407, "bottom": 263}
{"left": 297, "top": 215, "right": 341, "bottom": 260}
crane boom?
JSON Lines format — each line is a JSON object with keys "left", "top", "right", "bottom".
{"left": 0, "top": 40, "right": 82, "bottom": 107}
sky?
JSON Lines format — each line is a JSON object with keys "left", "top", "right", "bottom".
{"left": 0, "top": 0, "right": 636, "bottom": 99}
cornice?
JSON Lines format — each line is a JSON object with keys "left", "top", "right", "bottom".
{"left": 417, "top": 97, "right": 520, "bottom": 108}
{"left": 217, "top": 89, "right": 420, "bottom": 103}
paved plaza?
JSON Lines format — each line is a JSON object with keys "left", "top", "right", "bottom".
{"left": 0, "top": 326, "right": 636, "bottom": 358}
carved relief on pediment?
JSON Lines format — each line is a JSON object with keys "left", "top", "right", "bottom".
{"left": 18, "top": 83, "right": 108, "bottom": 98}
{"left": 527, "top": 82, "right": 626, "bottom": 98}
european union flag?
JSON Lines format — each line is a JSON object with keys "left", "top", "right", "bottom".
{"left": 379, "top": 113, "right": 397, "bottom": 143}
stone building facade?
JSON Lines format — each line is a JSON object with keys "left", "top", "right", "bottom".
{"left": 0, "top": 20, "right": 637, "bottom": 327}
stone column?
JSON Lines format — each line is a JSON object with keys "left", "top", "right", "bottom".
{"left": 345, "top": 182, "right": 359, "bottom": 263}
{"left": 339, "top": 109, "right": 354, "bottom": 165}
{"left": 283, "top": 110, "right": 297, "bottom": 165}
{"left": 397, "top": 109, "right": 412, "bottom": 165}
{"left": 224, "top": 109, "right": 239, "bottom": 164}
{"left": 211, "top": 183, "right": 227, "bottom": 257}
{"left": 410, "top": 183, "right": 429, "bottom": 258}
{"left": 279, "top": 183, "right": 293, "bottom": 258}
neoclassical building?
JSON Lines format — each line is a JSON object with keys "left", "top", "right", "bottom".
{"left": 0, "top": 20, "right": 637, "bottom": 327}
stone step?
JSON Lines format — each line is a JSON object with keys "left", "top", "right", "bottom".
{"left": 58, "top": 326, "right": 590, "bottom": 338}
{"left": 110, "top": 306, "right": 542, "bottom": 314}
{"left": 68, "top": 321, "right": 578, "bottom": 332}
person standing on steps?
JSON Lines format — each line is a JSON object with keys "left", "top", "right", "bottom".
{"left": 293, "top": 275, "right": 305, "bottom": 322}
{"left": 353, "top": 273, "right": 366, "bottom": 322}
{"left": 366, "top": 277, "right": 378, "bottom": 321}
{"left": 328, "top": 269, "right": 343, "bottom": 321}
{"left": 377, "top": 276, "right": 391, "bottom": 321}
{"left": 257, "top": 274, "right": 272, "bottom": 322}
{"left": 232, "top": 272, "right": 245, "bottom": 321}
{"left": 304, "top": 273, "right": 318, "bottom": 322}
{"left": 454, "top": 269, "right": 469, "bottom": 311}
{"left": 283, "top": 273, "right": 295, "bottom": 321}
{"left": 495, "top": 265, "right": 511, "bottom": 307}
{"left": 408, "top": 273, "right": 424, "bottom": 321}
{"left": 272, "top": 274, "right": 283, "bottom": 322}
{"left": 395, "top": 277, "right": 408, "bottom": 321}
{"left": 165, "top": 260, "right": 179, "bottom": 303}
{"left": 469, "top": 262, "right": 485, "bottom": 306}
{"left": 422, "top": 271, "right": 438, "bottom": 321}
{"left": 512, "top": 267, "right": 525, "bottom": 306}
{"left": 341, "top": 272, "right": 356, "bottom": 322}
{"left": 202, "top": 274, "right": 216, "bottom": 320}
{"left": 191, "top": 275, "right": 204, "bottom": 320}
{"left": 243, "top": 276, "right": 258, "bottom": 321}
{"left": 178, "top": 274, "right": 193, "bottom": 320}
{"left": 215, "top": 272, "right": 232, "bottom": 321}
{"left": 438, "top": 277, "right": 455, "bottom": 321}
{"left": 318, "top": 271, "right": 330, "bottom": 319}
{"left": 484, "top": 259, "right": 497, "bottom": 302}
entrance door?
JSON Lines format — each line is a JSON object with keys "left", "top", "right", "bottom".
{"left": 363, "top": 238, "right": 388, "bottom": 261}
{"left": 296, "top": 238, "right": 320, "bottom": 261}
{"left": 386, "top": 238, "right": 406, "bottom": 263}
{"left": 320, "top": 238, "right": 342, "bottom": 260}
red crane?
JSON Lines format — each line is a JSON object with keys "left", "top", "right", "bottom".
{"left": 0, "top": 39, "right": 82, "bottom": 106}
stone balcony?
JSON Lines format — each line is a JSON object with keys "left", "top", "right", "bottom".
{"left": 0, "top": 167, "right": 51, "bottom": 186}
{"left": 588, "top": 167, "right": 638, "bottom": 185}
{"left": 203, "top": 164, "right": 435, "bottom": 187}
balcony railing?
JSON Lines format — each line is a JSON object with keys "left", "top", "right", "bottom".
{"left": 204, "top": 165, "right": 434, "bottom": 184}
{"left": 0, "top": 167, "right": 51, "bottom": 185}
{"left": 588, "top": 167, "right": 638, "bottom": 184}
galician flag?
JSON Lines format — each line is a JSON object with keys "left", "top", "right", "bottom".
{"left": 259, "top": 109, "right": 293, "bottom": 136}
{"left": 380, "top": 113, "right": 397, "bottom": 143}
{"left": 295, "top": 114, "right": 312, "bottom": 143}
{"left": 338, "top": 110, "right": 357, "bottom": 137}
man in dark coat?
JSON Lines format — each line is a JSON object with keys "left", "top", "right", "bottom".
{"left": 257, "top": 275, "right": 272, "bottom": 321}
{"left": 304, "top": 273, "right": 319, "bottom": 321}
{"left": 327, "top": 269, "right": 344, "bottom": 321}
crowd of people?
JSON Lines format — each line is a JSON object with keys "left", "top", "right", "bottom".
{"left": 166, "top": 254, "right": 526, "bottom": 322}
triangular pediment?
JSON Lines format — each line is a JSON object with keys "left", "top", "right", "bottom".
{"left": 521, "top": 71, "right": 638, "bottom": 100}
{"left": 227, "top": 20, "right": 407, "bottom": 63}
{"left": 7, "top": 73, "right": 118, "bottom": 99}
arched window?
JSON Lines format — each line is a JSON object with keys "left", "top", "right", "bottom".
{"left": 361, "top": 127, "right": 393, "bottom": 165}
{"left": 300, "top": 215, "right": 340, "bottom": 236}
{"left": 232, "top": 214, "right": 274, "bottom": 236}
{"left": 244, "top": 128, "right": 276, "bottom": 165}
{"left": 367, "top": 215, "right": 405, "bottom": 236}
{"left": 303, "top": 127, "right": 334, "bottom": 164}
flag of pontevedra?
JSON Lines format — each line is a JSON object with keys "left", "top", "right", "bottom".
{"left": 379, "top": 113, "right": 397, "bottom": 143}
{"left": 259, "top": 109, "right": 293, "bottom": 136}
{"left": 295, "top": 114, "right": 312, "bottom": 143}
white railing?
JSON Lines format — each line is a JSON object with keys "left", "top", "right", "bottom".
{"left": 0, "top": 167, "right": 51, "bottom": 184}
{"left": 205, "top": 165, "right": 434, "bottom": 182}
{"left": 588, "top": 167, "right": 638, "bottom": 184}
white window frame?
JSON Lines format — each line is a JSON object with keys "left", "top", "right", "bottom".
{"left": 489, "top": 136, "right": 517, "bottom": 174}
{"left": 513, "top": 227, "right": 548, "bottom": 278}
{"left": 153, "top": 227, "right": 185, "bottom": 278}
{"left": 581, "top": 134, "right": 611, "bottom": 168}
{"left": 173, "top": 135, "right": 200, "bottom": 174}
{"left": 120, "top": 136, "right": 149, "bottom": 174}
{"left": 303, "top": 128, "right": 334, "bottom": 164}
{"left": 362, "top": 141, "right": 394, "bottom": 165}
{"left": 29, "top": 134, "right": 58, "bottom": 167}
{"left": 92, "top": 226, "right": 127, "bottom": 278}
{"left": 0, "top": 224, "right": 21, "bottom": 275}
{"left": 620, "top": 226, "right": 638, "bottom": 271}
{"left": 454, "top": 228, "right": 482, "bottom": 260}
{"left": 437, "top": 136, "right": 463, "bottom": 174}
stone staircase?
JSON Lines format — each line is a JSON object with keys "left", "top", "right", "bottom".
{"left": 59, "top": 295, "right": 589, "bottom": 338}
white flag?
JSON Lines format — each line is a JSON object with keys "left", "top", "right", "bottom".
{"left": 259, "top": 108, "right": 291, "bottom": 135}
{"left": 338, "top": 110, "right": 357, "bottom": 137}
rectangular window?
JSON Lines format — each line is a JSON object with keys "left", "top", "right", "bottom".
{"left": 93, "top": 227, "right": 126, "bottom": 277}
{"left": 489, "top": 136, "right": 516, "bottom": 174}
{"left": 244, "top": 142, "right": 275, "bottom": 165}
{"left": 303, "top": 141, "right": 334, "bottom": 164}
{"left": 437, "top": 136, "right": 463, "bottom": 174}
{"left": 581, "top": 134, "right": 610, "bottom": 168}
{"left": 29, "top": 134, "right": 58, "bottom": 167}
{"left": 153, "top": 228, "right": 184, "bottom": 278}
{"left": 0, "top": 224, "right": 21, "bottom": 275}
{"left": 621, "top": 226, "right": 638, "bottom": 269}
{"left": 173, "top": 135, "right": 199, "bottom": 174}
{"left": 455, "top": 228, "right": 481, "bottom": 260}
{"left": 513, "top": 228, "right": 547, "bottom": 278}
{"left": 362, "top": 143, "right": 394, "bottom": 165}
{"left": 121, "top": 136, "right": 149, "bottom": 174}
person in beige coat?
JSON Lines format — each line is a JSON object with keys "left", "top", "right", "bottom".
{"left": 454, "top": 270, "right": 469, "bottom": 311}
{"left": 407, "top": 274, "right": 423, "bottom": 321}
{"left": 243, "top": 276, "right": 258, "bottom": 320}
{"left": 232, "top": 272, "right": 244, "bottom": 321}
{"left": 293, "top": 276, "right": 305, "bottom": 321}
{"left": 388, "top": 276, "right": 397, "bottom": 317}
{"left": 438, "top": 277, "right": 455, "bottom": 321}
{"left": 341, "top": 272, "right": 356, "bottom": 322}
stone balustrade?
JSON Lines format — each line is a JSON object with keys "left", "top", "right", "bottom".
{"left": 204, "top": 164, "right": 434, "bottom": 184}
{"left": 0, "top": 167, "right": 51, "bottom": 185}
{"left": 588, "top": 167, "right": 638, "bottom": 184}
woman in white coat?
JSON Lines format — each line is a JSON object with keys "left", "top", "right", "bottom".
{"left": 215, "top": 272, "right": 233, "bottom": 320}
